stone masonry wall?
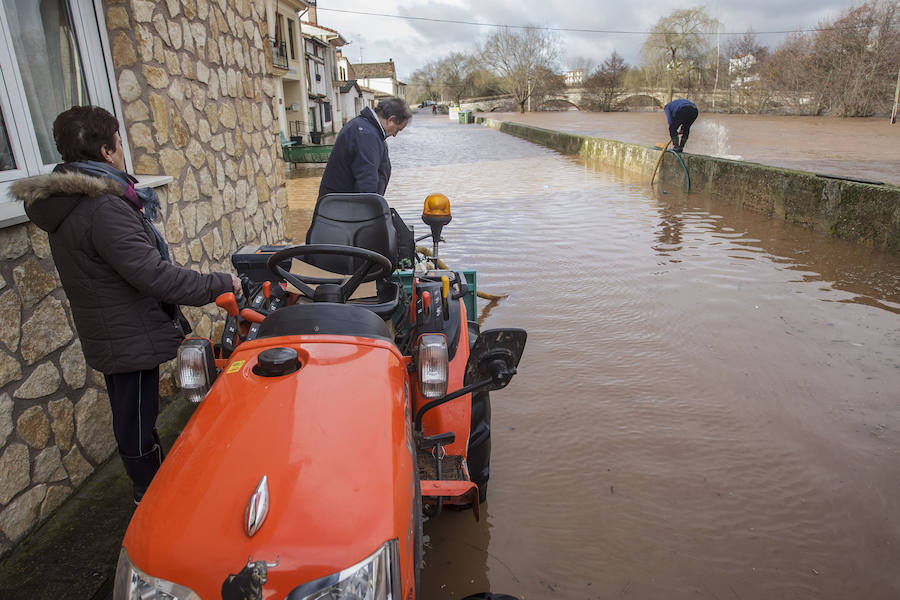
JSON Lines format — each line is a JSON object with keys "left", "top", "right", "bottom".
{"left": 0, "top": 0, "right": 287, "bottom": 557}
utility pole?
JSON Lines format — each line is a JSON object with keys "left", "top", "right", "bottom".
{"left": 891, "top": 63, "right": 899, "bottom": 124}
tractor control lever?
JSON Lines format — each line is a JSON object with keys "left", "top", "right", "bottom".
{"left": 239, "top": 308, "right": 265, "bottom": 324}
{"left": 216, "top": 292, "right": 240, "bottom": 317}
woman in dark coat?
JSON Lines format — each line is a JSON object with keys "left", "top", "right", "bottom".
{"left": 11, "top": 105, "right": 240, "bottom": 502}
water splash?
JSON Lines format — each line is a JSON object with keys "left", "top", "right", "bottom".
{"left": 697, "top": 120, "right": 742, "bottom": 160}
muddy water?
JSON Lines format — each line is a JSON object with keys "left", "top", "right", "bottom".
{"left": 485, "top": 111, "right": 900, "bottom": 186}
{"left": 285, "top": 114, "right": 900, "bottom": 600}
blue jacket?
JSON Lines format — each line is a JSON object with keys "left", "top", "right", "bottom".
{"left": 318, "top": 107, "right": 391, "bottom": 198}
{"left": 664, "top": 99, "right": 699, "bottom": 137}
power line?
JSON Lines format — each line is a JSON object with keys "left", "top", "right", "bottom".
{"left": 317, "top": 7, "right": 842, "bottom": 36}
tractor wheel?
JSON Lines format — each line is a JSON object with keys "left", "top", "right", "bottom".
{"left": 466, "top": 320, "right": 490, "bottom": 503}
{"left": 467, "top": 389, "right": 491, "bottom": 503}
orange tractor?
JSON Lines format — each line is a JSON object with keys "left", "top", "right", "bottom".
{"left": 113, "top": 193, "right": 526, "bottom": 600}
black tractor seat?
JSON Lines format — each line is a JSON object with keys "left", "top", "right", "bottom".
{"left": 303, "top": 193, "right": 404, "bottom": 321}
{"left": 256, "top": 302, "right": 393, "bottom": 342}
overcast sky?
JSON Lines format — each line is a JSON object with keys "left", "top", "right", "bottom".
{"left": 312, "top": 0, "right": 861, "bottom": 81}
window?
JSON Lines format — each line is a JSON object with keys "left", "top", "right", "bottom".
{"left": 287, "top": 20, "right": 295, "bottom": 60}
{"left": 323, "top": 102, "right": 331, "bottom": 122}
{"left": 0, "top": 0, "right": 119, "bottom": 225}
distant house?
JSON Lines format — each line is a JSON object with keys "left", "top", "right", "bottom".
{"left": 565, "top": 69, "right": 584, "bottom": 87}
{"left": 334, "top": 50, "right": 376, "bottom": 125}
{"left": 729, "top": 53, "right": 759, "bottom": 88}
{"left": 354, "top": 60, "right": 405, "bottom": 98}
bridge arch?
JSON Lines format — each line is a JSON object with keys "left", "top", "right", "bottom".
{"left": 537, "top": 98, "right": 582, "bottom": 111}
{"left": 617, "top": 94, "right": 664, "bottom": 109}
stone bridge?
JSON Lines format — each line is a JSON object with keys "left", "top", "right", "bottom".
{"left": 459, "top": 88, "right": 735, "bottom": 112}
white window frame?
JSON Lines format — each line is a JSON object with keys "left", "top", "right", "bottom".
{"left": 0, "top": 0, "right": 125, "bottom": 227}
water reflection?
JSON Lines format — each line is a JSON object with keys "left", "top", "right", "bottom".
{"left": 422, "top": 510, "right": 491, "bottom": 599}
{"left": 646, "top": 184, "right": 900, "bottom": 314}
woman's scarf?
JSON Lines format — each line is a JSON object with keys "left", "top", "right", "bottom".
{"left": 66, "top": 160, "right": 171, "bottom": 263}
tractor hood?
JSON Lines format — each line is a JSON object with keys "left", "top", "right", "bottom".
{"left": 122, "top": 335, "right": 416, "bottom": 599}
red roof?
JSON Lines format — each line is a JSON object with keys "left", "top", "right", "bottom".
{"left": 354, "top": 62, "right": 395, "bottom": 80}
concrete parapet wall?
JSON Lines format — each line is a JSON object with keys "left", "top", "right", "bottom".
{"left": 481, "top": 118, "right": 900, "bottom": 255}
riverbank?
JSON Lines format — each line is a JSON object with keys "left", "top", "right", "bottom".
{"left": 480, "top": 117, "right": 900, "bottom": 255}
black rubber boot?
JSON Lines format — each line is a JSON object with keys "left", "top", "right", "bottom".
{"left": 678, "top": 131, "right": 690, "bottom": 152}
{"left": 670, "top": 134, "right": 681, "bottom": 152}
{"left": 120, "top": 444, "right": 162, "bottom": 503}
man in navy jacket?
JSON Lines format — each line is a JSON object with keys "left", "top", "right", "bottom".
{"left": 664, "top": 98, "right": 699, "bottom": 153}
{"left": 318, "top": 97, "right": 412, "bottom": 199}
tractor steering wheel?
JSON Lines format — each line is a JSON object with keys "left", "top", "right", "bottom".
{"left": 266, "top": 244, "right": 393, "bottom": 303}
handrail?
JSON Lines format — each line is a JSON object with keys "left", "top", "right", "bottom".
{"left": 272, "top": 41, "right": 288, "bottom": 69}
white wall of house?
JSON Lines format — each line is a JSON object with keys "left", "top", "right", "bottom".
{"left": 358, "top": 77, "right": 395, "bottom": 96}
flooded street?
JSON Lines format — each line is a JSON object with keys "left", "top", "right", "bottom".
{"left": 485, "top": 111, "right": 900, "bottom": 186}
{"left": 286, "top": 114, "right": 900, "bottom": 600}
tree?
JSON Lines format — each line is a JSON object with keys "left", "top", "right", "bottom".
{"left": 725, "top": 30, "right": 770, "bottom": 63}
{"left": 809, "top": 0, "right": 899, "bottom": 116}
{"left": 585, "top": 51, "right": 629, "bottom": 111}
{"left": 641, "top": 7, "right": 721, "bottom": 102}
{"left": 408, "top": 61, "right": 441, "bottom": 104}
{"left": 761, "top": 0, "right": 899, "bottom": 116}
{"left": 761, "top": 32, "right": 816, "bottom": 113}
{"left": 481, "top": 26, "right": 560, "bottom": 112}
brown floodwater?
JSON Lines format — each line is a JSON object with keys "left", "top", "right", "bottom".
{"left": 286, "top": 113, "right": 900, "bottom": 600}
{"left": 484, "top": 111, "right": 900, "bottom": 186}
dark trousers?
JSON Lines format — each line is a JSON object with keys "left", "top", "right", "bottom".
{"left": 669, "top": 105, "right": 699, "bottom": 138}
{"left": 104, "top": 367, "right": 163, "bottom": 500}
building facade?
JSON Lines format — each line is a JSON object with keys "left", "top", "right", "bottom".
{"left": 300, "top": 19, "right": 346, "bottom": 140}
{"left": 267, "top": 0, "right": 312, "bottom": 144}
{"left": 0, "top": 0, "right": 289, "bottom": 556}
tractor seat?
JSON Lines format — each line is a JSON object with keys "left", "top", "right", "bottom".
{"left": 256, "top": 302, "right": 393, "bottom": 341}
{"left": 305, "top": 193, "right": 398, "bottom": 273}
{"left": 304, "top": 193, "right": 401, "bottom": 320}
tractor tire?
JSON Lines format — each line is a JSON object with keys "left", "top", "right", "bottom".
{"left": 466, "top": 320, "right": 491, "bottom": 503}
{"left": 467, "top": 389, "right": 491, "bottom": 503}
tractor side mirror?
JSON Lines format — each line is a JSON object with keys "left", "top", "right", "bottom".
{"left": 413, "top": 328, "right": 527, "bottom": 434}
{"left": 464, "top": 328, "right": 527, "bottom": 392}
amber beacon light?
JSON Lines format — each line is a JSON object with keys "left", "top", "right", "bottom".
{"left": 422, "top": 193, "right": 452, "bottom": 260}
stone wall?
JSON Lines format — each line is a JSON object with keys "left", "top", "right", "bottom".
{"left": 482, "top": 118, "right": 900, "bottom": 255}
{"left": 0, "top": 0, "right": 287, "bottom": 557}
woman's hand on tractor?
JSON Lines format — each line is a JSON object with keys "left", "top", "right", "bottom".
{"left": 231, "top": 274, "right": 242, "bottom": 294}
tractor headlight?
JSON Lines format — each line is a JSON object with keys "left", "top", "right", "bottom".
{"left": 176, "top": 338, "right": 216, "bottom": 403}
{"left": 416, "top": 334, "right": 448, "bottom": 400}
{"left": 113, "top": 547, "right": 200, "bottom": 600}
{"left": 288, "top": 539, "right": 400, "bottom": 600}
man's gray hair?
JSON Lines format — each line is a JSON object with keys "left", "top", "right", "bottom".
{"left": 375, "top": 97, "right": 412, "bottom": 123}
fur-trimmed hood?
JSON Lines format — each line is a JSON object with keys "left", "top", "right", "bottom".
{"left": 11, "top": 171, "right": 125, "bottom": 233}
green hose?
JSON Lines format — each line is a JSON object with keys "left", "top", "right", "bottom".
{"left": 667, "top": 149, "right": 691, "bottom": 192}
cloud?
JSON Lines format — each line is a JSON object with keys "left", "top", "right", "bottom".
{"left": 317, "top": 0, "right": 860, "bottom": 80}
